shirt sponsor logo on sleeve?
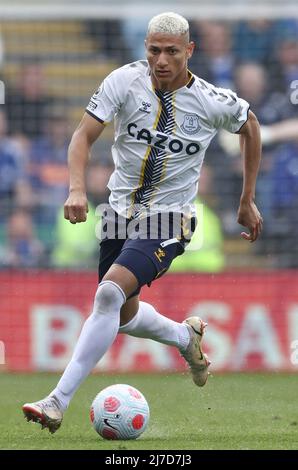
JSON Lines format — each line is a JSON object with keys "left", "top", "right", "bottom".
{"left": 87, "top": 101, "right": 98, "bottom": 111}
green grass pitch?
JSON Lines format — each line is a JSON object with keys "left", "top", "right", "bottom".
{"left": 1, "top": 371, "right": 297, "bottom": 450}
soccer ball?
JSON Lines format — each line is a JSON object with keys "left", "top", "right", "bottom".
{"left": 90, "top": 384, "right": 150, "bottom": 440}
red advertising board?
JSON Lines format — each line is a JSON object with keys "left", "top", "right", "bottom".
{"left": 1, "top": 271, "right": 298, "bottom": 372}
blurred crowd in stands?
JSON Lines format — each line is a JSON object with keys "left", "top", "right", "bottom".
{"left": 0, "top": 18, "right": 297, "bottom": 270}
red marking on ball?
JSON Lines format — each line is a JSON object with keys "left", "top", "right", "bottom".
{"left": 132, "top": 414, "right": 144, "bottom": 429}
{"left": 102, "top": 427, "right": 118, "bottom": 440}
{"left": 90, "top": 407, "right": 95, "bottom": 423}
{"left": 104, "top": 396, "right": 120, "bottom": 412}
{"left": 128, "top": 387, "right": 142, "bottom": 399}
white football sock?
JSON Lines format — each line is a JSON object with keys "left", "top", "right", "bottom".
{"left": 119, "top": 301, "right": 190, "bottom": 351}
{"left": 50, "top": 281, "right": 125, "bottom": 410}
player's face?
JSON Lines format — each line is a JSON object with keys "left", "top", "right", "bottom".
{"left": 145, "top": 33, "right": 195, "bottom": 91}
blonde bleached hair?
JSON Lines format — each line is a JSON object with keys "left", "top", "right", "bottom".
{"left": 147, "top": 12, "right": 189, "bottom": 39}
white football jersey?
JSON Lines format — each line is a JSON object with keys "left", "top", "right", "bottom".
{"left": 86, "top": 60, "right": 249, "bottom": 218}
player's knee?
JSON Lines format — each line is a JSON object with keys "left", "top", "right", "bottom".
{"left": 94, "top": 281, "right": 125, "bottom": 315}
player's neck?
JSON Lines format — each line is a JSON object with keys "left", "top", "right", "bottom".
{"left": 152, "top": 69, "right": 190, "bottom": 92}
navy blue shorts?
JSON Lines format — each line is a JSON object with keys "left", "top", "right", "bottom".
{"left": 98, "top": 209, "right": 196, "bottom": 298}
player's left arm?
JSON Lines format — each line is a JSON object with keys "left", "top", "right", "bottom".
{"left": 237, "top": 110, "right": 263, "bottom": 243}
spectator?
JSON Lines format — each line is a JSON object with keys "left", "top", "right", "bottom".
{"left": 86, "top": 152, "right": 114, "bottom": 207}
{"left": 52, "top": 140, "right": 113, "bottom": 268}
{"left": 276, "top": 37, "right": 298, "bottom": 93}
{"left": 121, "top": 17, "right": 150, "bottom": 62}
{"left": 190, "top": 21, "right": 235, "bottom": 89}
{"left": 5, "top": 62, "right": 51, "bottom": 138}
{"left": 266, "top": 142, "right": 298, "bottom": 268}
{"left": 29, "top": 108, "right": 70, "bottom": 225}
{"left": 234, "top": 62, "right": 293, "bottom": 124}
{"left": 233, "top": 20, "right": 278, "bottom": 67}
{"left": 0, "top": 209, "right": 46, "bottom": 268}
{"left": 51, "top": 204, "right": 98, "bottom": 269}
{"left": 222, "top": 62, "right": 295, "bottom": 225}
{"left": 273, "top": 19, "right": 298, "bottom": 93}
{"left": 0, "top": 110, "right": 33, "bottom": 218}
{"left": 85, "top": 20, "right": 131, "bottom": 64}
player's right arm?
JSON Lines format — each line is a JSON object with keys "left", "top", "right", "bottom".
{"left": 64, "top": 65, "right": 129, "bottom": 223}
{"left": 64, "top": 113, "right": 105, "bottom": 224}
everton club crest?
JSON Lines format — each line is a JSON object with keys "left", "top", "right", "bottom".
{"left": 181, "top": 113, "right": 201, "bottom": 135}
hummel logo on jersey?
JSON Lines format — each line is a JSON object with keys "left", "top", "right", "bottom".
{"left": 139, "top": 101, "right": 151, "bottom": 113}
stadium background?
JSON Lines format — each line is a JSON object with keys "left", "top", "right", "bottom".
{"left": 0, "top": 0, "right": 298, "bottom": 376}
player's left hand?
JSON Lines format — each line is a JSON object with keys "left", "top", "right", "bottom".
{"left": 237, "top": 199, "right": 263, "bottom": 243}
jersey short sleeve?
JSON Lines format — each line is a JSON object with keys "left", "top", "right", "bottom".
{"left": 86, "top": 68, "right": 126, "bottom": 124}
{"left": 208, "top": 85, "right": 250, "bottom": 134}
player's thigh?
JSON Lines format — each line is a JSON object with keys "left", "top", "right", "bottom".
{"left": 102, "top": 263, "right": 139, "bottom": 298}
{"left": 98, "top": 238, "right": 125, "bottom": 282}
{"left": 99, "top": 238, "right": 139, "bottom": 299}
{"left": 115, "top": 238, "right": 180, "bottom": 289}
{"left": 99, "top": 232, "right": 144, "bottom": 299}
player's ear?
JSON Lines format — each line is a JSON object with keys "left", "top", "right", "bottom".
{"left": 187, "top": 41, "right": 195, "bottom": 59}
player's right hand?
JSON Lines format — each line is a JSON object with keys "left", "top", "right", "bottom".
{"left": 64, "top": 190, "right": 89, "bottom": 224}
